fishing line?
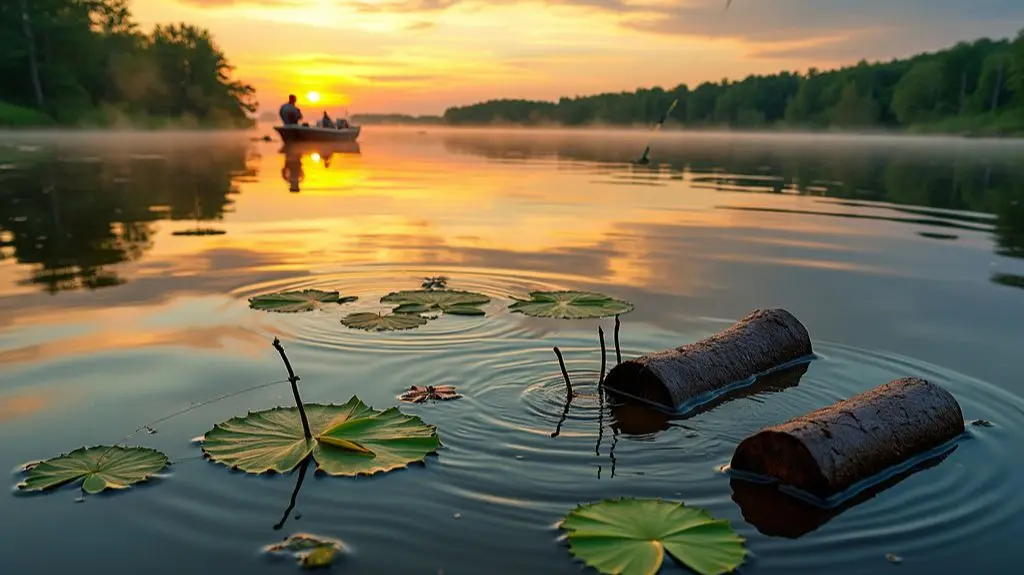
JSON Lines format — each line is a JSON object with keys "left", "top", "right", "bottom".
{"left": 96, "top": 377, "right": 291, "bottom": 464}
{"left": 635, "top": 98, "right": 679, "bottom": 165}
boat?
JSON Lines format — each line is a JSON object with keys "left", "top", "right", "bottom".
{"left": 273, "top": 123, "right": 361, "bottom": 144}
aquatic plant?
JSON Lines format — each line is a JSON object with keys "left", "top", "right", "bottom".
{"left": 382, "top": 289, "right": 490, "bottom": 316}
{"left": 17, "top": 446, "right": 169, "bottom": 495}
{"left": 399, "top": 385, "right": 461, "bottom": 403}
{"left": 264, "top": 532, "right": 344, "bottom": 570}
{"left": 249, "top": 289, "right": 358, "bottom": 313}
{"left": 559, "top": 498, "right": 747, "bottom": 575}
{"left": 200, "top": 338, "right": 441, "bottom": 475}
{"left": 509, "top": 291, "right": 633, "bottom": 319}
{"left": 421, "top": 276, "right": 449, "bottom": 289}
{"left": 341, "top": 311, "right": 428, "bottom": 331}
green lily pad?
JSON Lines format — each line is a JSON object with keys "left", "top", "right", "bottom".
{"left": 560, "top": 498, "right": 747, "bottom": 575}
{"left": 16, "top": 446, "right": 169, "bottom": 494}
{"left": 249, "top": 289, "right": 358, "bottom": 313}
{"left": 264, "top": 533, "right": 343, "bottom": 570}
{"left": 341, "top": 312, "right": 428, "bottom": 331}
{"left": 509, "top": 290, "right": 633, "bottom": 319}
{"left": 201, "top": 396, "right": 441, "bottom": 476}
{"left": 382, "top": 289, "right": 490, "bottom": 316}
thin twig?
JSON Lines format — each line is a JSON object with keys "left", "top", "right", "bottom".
{"left": 614, "top": 315, "right": 622, "bottom": 365}
{"left": 598, "top": 326, "right": 607, "bottom": 385}
{"left": 552, "top": 346, "right": 574, "bottom": 397}
{"left": 274, "top": 457, "right": 311, "bottom": 530}
{"left": 551, "top": 395, "right": 571, "bottom": 438}
{"left": 273, "top": 337, "right": 311, "bottom": 439}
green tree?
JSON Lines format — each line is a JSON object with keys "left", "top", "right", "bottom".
{"left": 891, "top": 60, "right": 946, "bottom": 124}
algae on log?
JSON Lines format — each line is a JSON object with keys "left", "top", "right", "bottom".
{"left": 602, "top": 308, "right": 812, "bottom": 411}
{"left": 731, "top": 377, "right": 965, "bottom": 500}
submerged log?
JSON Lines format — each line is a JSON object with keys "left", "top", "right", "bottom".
{"left": 730, "top": 448, "right": 955, "bottom": 538}
{"left": 731, "top": 377, "right": 965, "bottom": 500}
{"left": 610, "top": 362, "right": 810, "bottom": 436}
{"left": 603, "top": 308, "right": 812, "bottom": 411}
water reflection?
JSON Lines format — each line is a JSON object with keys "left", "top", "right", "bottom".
{"left": 0, "top": 143, "right": 251, "bottom": 293}
{"left": 731, "top": 447, "right": 956, "bottom": 539}
{"left": 278, "top": 142, "right": 361, "bottom": 193}
{"left": 440, "top": 131, "right": 1024, "bottom": 265}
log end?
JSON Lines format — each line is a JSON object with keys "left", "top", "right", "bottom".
{"left": 731, "top": 430, "right": 830, "bottom": 496}
{"left": 603, "top": 361, "right": 674, "bottom": 410}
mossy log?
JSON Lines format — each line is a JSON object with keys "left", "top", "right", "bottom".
{"left": 603, "top": 308, "right": 812, "bottom": 411}
{"left": 731, "top": 377, "right": 965, "bottom": 500}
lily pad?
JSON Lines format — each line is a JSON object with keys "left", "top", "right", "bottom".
{"left": 16, "top": 446, "right": 169, "bottom": 494}
{"left": 341, "top": 312, "right": 428, "bottom": 331}
{"left": 201, "top": 396, "right": 441, "bottom": 476}
{"left": 382, "top": 289, "right": 490, "bottom": 316}
{"left": 560, "top": 498, "right": 747, "bottom": 575}
{"left": 509, "top": 290, "right": 633, "bottom": 319}
{"left": 399, "top": 385, "right": 461, "bottom": 403}
{"left": 249, "top": 289, "right": 358, "bottom": 313}
{"left": 264, "top": 533, "right": 343, "bottom": 570}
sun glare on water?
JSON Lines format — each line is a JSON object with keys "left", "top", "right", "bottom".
{"left": 307, "top": 91, "right": 321, "bottom": 103}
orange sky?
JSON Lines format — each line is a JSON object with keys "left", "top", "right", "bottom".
{"left": 131, "top": 0, "right": 1024, "bottom": 115}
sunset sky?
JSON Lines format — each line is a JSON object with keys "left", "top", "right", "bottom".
{"left": 130, "top": 0, "right": 1024, "bottom": 115}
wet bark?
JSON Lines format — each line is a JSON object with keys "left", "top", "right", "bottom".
{"left": 731, "top": 377, "right": 965, "bottom": 499}
{"left": 602, "top": 308, "right": 812, "bottom": 411}
{"left": 610, "top": 361, "right": 809, "bottom": 436}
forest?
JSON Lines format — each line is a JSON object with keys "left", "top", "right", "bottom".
{"left": 443, "top": 30, "right": 1024, "bottom": 135}
{"left": 0, "top": 0, "right": 256, "bottom": 128}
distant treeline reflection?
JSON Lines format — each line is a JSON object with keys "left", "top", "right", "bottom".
{"left": 0, "top": 143, "right": 253, "bottom": 293}
{"left": 440, "top": 133, "right": 1024, "bottom": 265}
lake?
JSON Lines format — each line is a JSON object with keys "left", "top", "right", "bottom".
{"left": 2, "top": 126, "right": 1023, "bottom": 574}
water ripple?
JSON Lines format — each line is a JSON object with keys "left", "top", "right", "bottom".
{"left": 98, "top": 320, "right": 1024, "bottom": 574}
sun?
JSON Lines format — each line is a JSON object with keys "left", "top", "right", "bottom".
{"left": 306, "top": 91, "right": 321, "bottom": 103}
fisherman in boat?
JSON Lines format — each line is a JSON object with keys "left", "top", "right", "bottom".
{"left": 319, "top": 111, "right": 335, "bottom": 128}
{"left": 279, "top": 94, "right": 303, "bottom": 125}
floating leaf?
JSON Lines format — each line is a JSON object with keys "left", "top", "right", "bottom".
{"left": 509, "top": 290, "right": 633, "bottom": 319}
{"left": 201, "top": 396, "right": 441, "bottom": 476}
{"left": 560, "top": 498, "right": 747, "bottom": 575}
{"left": 300, "top": 546, "right": 337, "bottom": 569}
{"left": 399, "top": 385, "right": 461, "bottom": 403}
{"left": 17, "top": 446, "right": 169, "bottom": 494}
{"left": 341, "top": 312, "right": 428, "bottom": 331}
{"left": 249, "top": 289, "right": 357, "bottom": 313}
{"left": 381, "top": 289, "right": 490, "bottom": 316}
{"left": 264, "top": 533, "right": 343, "bottom": 570}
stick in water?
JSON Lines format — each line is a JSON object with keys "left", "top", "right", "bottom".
{"left": 598, "top": 326, "right": 607, "bottom": 385}
{"left": 273, "top": 337, "right": 311, "bottom": 439}
{"left": 552, "top": 346, "right": 574, "bottom": 397}
{"left": 614, "top": 315, "right": 621, "bottom": 365}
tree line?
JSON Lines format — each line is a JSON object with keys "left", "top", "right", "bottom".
{"left": 442, "top": 31, "right": 1024, "bottom": 135}
{"left": 0, "top": 0, "right": 256, "bottom": 128}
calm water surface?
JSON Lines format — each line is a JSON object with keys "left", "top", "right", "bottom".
{"left": 2, "top": 127, "right": 1023, "bottom": 574}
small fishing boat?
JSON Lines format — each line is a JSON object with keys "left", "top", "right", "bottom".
{"left": 273, "top": 123, "right": 361, "bottom": 143}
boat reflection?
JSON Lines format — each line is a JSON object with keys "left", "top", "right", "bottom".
{"left": 279, "top": 141, "right": 361, "bottom": 193}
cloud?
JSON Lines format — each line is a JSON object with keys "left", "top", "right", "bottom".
{"left": 620, "top": 0, "right": 1024, "bottom": 61}
{"left": 405, "top": 20, "right": 437, "bottom": 30}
